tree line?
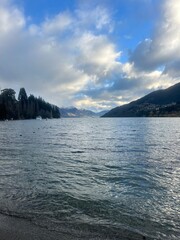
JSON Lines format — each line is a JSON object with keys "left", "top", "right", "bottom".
{"left": 0, "top": 88, "right": 60, "bottom": 120}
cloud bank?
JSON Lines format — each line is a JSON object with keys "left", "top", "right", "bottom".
{"left": 0, "top": 0, "right": 179, "bottom": 110}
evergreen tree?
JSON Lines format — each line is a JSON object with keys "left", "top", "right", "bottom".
{"left": 0, "top": 89, "right": 17, "bottom": 120}
{"left": 18, "top": 88, "right": 28, "bottom": 101}
{"left": 0, "top": 87, "right": 60, "bottom": 120}
{"left": 18, "top": 88, "right": 28, "bottom": 119}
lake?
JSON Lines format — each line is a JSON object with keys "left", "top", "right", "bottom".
{"left": 0, "top": 118, "right": 179, "bottom": 239}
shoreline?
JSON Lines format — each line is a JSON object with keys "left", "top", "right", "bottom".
{"left": 0, "top": 213, "right": 147, "bottom": 240}
{"left": 0, "top": 213, "right": 75, "bottom": 240}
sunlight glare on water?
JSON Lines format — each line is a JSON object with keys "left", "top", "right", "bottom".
{"left": 0, "top": 118, "right": 179, "bottom": 239}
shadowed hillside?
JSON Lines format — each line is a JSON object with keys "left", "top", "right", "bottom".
{"left": 102, "top": 82, "right": 180, "bottom": 117}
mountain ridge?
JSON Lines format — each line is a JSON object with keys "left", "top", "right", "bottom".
{"left": 59, "top": 107, "right": 108, "bottom": 118}
{"left": 102, "top": 82, "right": 180, "bottom": 117}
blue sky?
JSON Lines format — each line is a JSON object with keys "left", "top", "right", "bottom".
{"left": 16, "top": 0, "right": 160, "bottom": 61}
{"left": 0, "top": 0, "right": 179, "bottom": 110}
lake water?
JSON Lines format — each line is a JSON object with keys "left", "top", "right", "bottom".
{"left": 0, "top": 118, "right": 179, "bottom": 239}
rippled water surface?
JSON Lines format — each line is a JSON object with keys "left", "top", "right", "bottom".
{"left": 0, "top": 118, "right": 179, "bottom": 239}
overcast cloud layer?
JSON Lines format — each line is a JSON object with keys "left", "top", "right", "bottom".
{"left": 0, "top": 0, "right": 180, "bottom": 110}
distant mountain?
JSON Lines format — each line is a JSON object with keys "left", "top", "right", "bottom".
{"left": 102, "top": 82, "right": 180, "bottom": 117}
{"left": 95, "top": 110, "right": 109, "bottom": 117}
{"left": 59, "top": 107, "right": 108, "bottom": 118}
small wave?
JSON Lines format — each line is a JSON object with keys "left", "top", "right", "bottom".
{"left": 71, "top": 151, "right": 85, "bottom": 154}
{"left": 0, "top": 208, "right": 33, "bottom": 222}
{"left": 83, "top": 147, "right": 105, "bottom": 151}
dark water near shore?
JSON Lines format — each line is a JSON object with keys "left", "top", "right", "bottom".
{"left": 0, "top": 118, "right": 179, "bottom": 239}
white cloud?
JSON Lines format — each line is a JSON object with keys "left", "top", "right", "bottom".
{"left": 0, "top": 0, "right": 179, "bottom": 111}
{"left": 0, "top": 1, "right": 119, "bottom": 109}
{"left": 130, "top": 0, "right": 180, "bottom": 75}
{"left": 42, "top": 12, "right": 73, "bottom": 35}
{"left": 76, "top": 6, "right": 113, "bottom": 32}
{"left": 73, "top": 32, "right": 121, "bottom": 76}
{"left": 0, "top": 2, "right": 25, "bottom": 34}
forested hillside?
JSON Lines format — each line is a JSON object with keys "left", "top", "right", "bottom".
{"left": 103, "top": 82, "right": 180, "bottom": 117}
{"left": 0, "top": 88, "right": 60, "bottom": 120}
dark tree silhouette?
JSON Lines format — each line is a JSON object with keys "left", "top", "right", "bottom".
{"left": 0, "top": 88, "right": 60, "bottom": 120}
{"left": 18, "top": 88, "right": 28, "bottom": 119}
{"left": 0, "top": 89, "right": 17, "bottom": 120}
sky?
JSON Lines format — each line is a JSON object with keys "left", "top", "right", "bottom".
{"left": 0, "top": 0, "right": 180, "bottom": 111}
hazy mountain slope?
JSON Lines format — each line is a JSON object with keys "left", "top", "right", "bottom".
{"left": 59, "top": 107, "right": 108, "bottom": 118}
